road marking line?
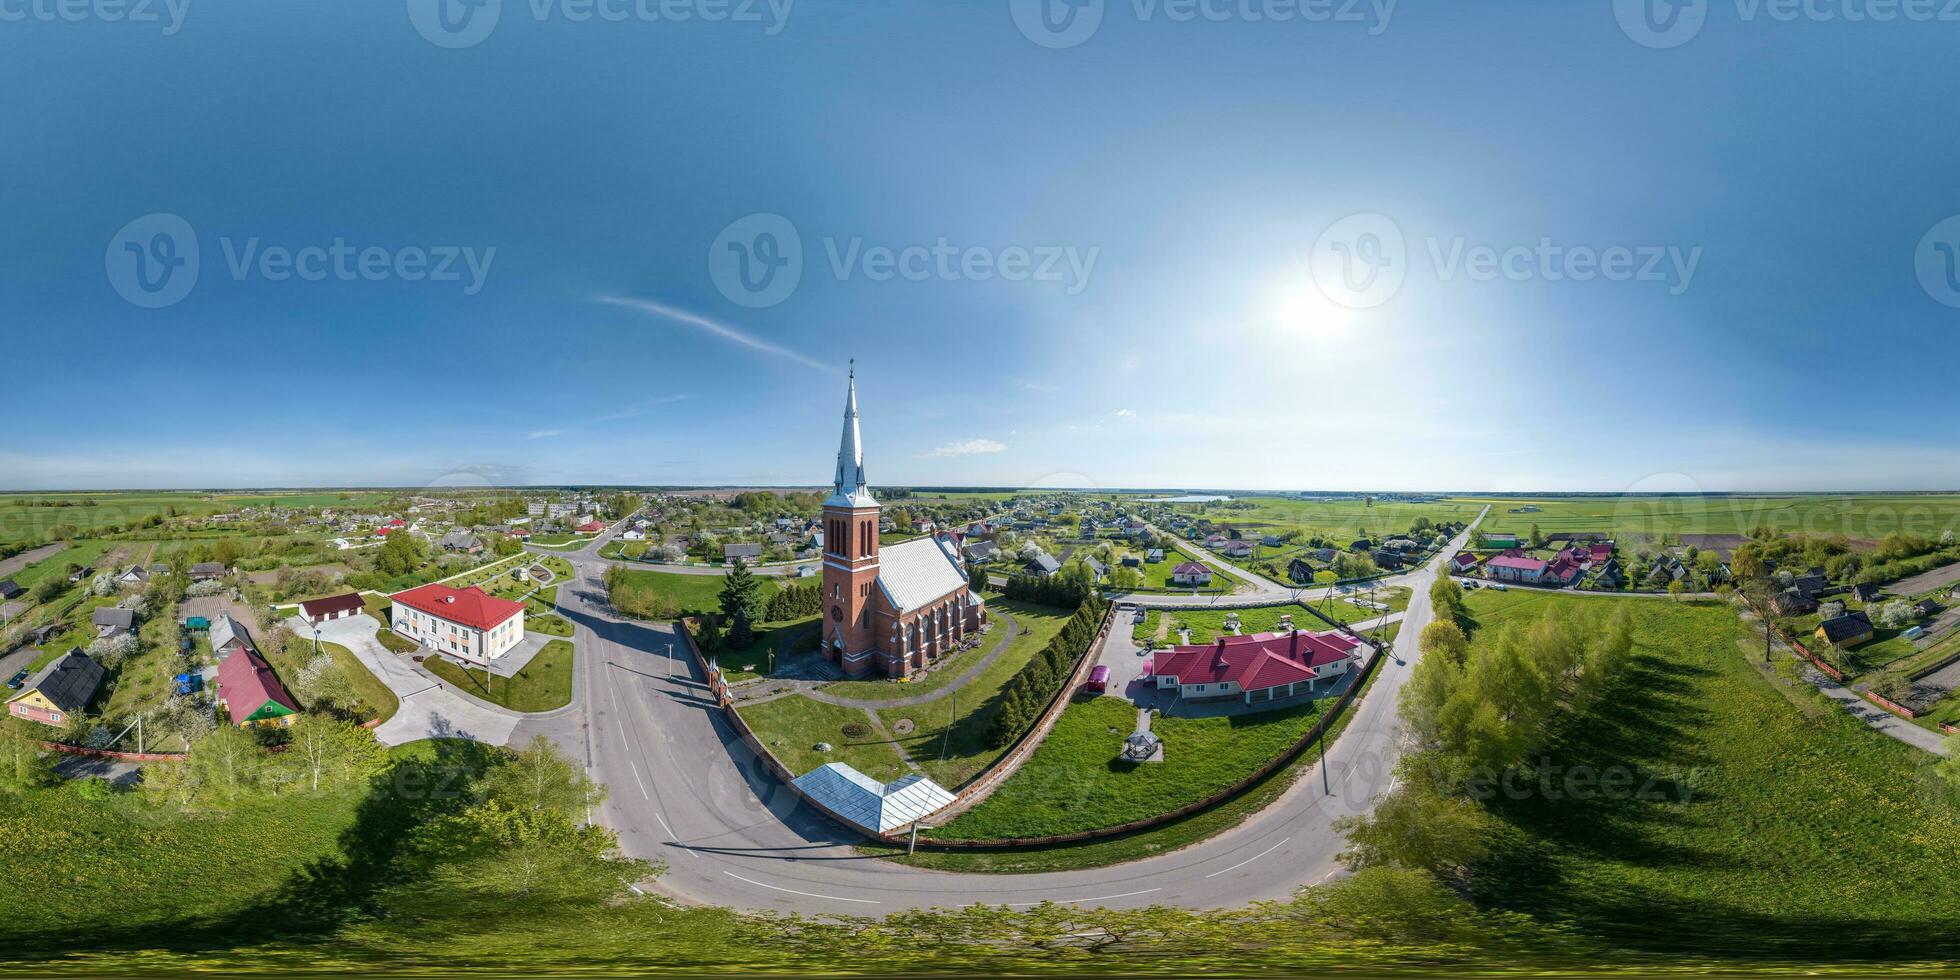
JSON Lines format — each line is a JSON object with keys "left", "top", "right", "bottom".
{"left": 723, "top": 871, "right": 881, "bottom": 905}
{"left": 967, "top": 887, "right": 1163, "bottom": 908}
{"left": 1204, "top": 837, "right": 1290, "bottom": 878}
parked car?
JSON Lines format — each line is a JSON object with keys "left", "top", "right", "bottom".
{"left": 1490, "top": 583, "right": 1508, "bottom": 591}
{"left": 1085, "top": 664, "right": 1111, "bottom": 694}
{"left": 5, "top": 669, "right": 28, "bottom": 690}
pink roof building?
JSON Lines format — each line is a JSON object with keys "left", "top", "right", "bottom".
{"left": 1150, "top": 630, "right": 1363, "bottom": 705}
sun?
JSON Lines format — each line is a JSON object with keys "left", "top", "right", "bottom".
{"left": 1270, "top": 278, "right": 1355, "bottom": 340}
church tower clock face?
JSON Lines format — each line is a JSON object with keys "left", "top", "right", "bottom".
{"left": 830, "top": 605, "right": 843, "bottom": 622}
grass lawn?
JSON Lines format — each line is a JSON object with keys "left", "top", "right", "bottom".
{"left": 933, "top": 693, "right": 1334, "bottom": 840}
{"left": 873, "top": 600, "right": 1076, "bottom": 788}
{"left": 1463, "top": 492, "right": 1960, "bottom": 545}
{"left": 423, "top": 639, "right": 574, "bottom": 712}
{"left": 528, "top": 613, "right": 573, "bottom": 637}
{"left": 815, "top": 623, "right": 1003, "bottom": 702}
{"left": 717, "top": 615, "right": 820, "bottom": 681}
{"left": 610, "top": 568, "right": 777, "bottom": 617}
{"left": 735, "top": 695, "right": 908, "bottom": 782}
{"left": 1127, "top": 546, "right": 1240, "bottom": 593}
{"left": 1458, "top": 590, "right": 1960, "bottom": 960}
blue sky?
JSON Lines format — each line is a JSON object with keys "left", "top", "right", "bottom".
{"left": 3, "top": 0, "right": 1958, "bottom": 492}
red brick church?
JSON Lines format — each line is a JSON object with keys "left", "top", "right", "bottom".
{"left": 821, "top": 369, "right": 986, "bottom": 678}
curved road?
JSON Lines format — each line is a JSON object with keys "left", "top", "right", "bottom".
{"left": 510, "top": 509, "right": 1485, "bottom": 914}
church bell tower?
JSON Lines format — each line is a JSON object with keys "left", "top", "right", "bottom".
{"left": 821, "top": 364, "right": 882, "bottom": 674}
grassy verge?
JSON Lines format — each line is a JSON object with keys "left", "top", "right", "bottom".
{"left": 609, "top": 568, "right": 776, "bottom": 618}
{"left": 323, "top": 639, "right": 399, "bottom": 724}
{"left": 423, "top": 639, "right": 574, "bottom": 712}
{"left": 734, "top": 695, "right": 907, "bottom": 782}
{"left": 528, "top": 613, "right": 573, "bottom": 637}
{"left": 815, "top": 623, "right": 1002, "bottom": 702}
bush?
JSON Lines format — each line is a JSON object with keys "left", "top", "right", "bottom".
{"left": 840, "top": 722, "right": 869, "bottom": 739}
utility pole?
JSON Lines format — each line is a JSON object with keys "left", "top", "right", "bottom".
{"left": 908, "top": 820, "right": 921, "bottom": 855}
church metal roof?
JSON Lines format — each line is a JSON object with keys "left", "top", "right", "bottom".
{"left": 792, "top": 763, "right": 957, "bottom": 833}
{"left": 877, "top": 536, "right": 970, "bottom": 614}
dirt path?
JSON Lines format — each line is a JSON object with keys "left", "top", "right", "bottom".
{"left": 0, "top": 543, "right": 63, "bottom": 579}
{"left": 1889, "top": 559, "right": 1960, "bottom": 598}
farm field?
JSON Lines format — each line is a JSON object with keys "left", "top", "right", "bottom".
{"left": 873, "top": 600, "right": 1077, "bottom": 788}
{"left": 1165, "top": 495, "right": 1480, "bottom": 543}
{"left": 0, "top": 491, "right": 399, "bottom": 546}
{"left": 1464, "top": 493, "right": 1960, "bottom": 547}
{"left": 1456, "top": 589, "right": 1960, "bottom": 960}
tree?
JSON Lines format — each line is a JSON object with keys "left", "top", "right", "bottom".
{"left": 1336, "top": 755, "right": 1490, "bottom": 880}
{"left": 1667, "top": 579, "right": 1685, "bottom": 602}
{"left": 1527, "top": 523, "right": 1544, "bottom": 549}
{"left": 286, "top": 714, "right": 389, "bottom": 792}
{"left": 188, "top": 724, "right": 261, "bottom": 803}
{"left": 478, "top": 735, "right": 606, "bottom": 818}
{"left": 1428, "top": 577, "right": 1465, "bottom": 623}
{"left": 0, "top": 719, "right": 55, "bottom": 792}
{"left": 718, "top": 559, "right": 764, "bottom": 648}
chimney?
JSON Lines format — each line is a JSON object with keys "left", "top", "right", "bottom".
{"left": 1213, "top": 637, "right": 1228, "bottom": 671}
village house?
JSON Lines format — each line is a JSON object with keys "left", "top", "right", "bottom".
{"left": 5, "top": 649, "right": 103, "bottom": 727}
{"left": 218, "top": 646, "right": 301, "bottom": 728}
{"left": 1170, "top": 561, "right": 1213, "bottom": 587}
{"left": 1486, "top": 554, "right": 1548, "bottom": 584}
{"left": 91, "top": 607, "right": 135, "bottom": 639}
{"left": 723, "top": 542, "right": 763, "bottom": 562}
{"left": 1816, "top": 610, "right": 1875, "bottom": 648}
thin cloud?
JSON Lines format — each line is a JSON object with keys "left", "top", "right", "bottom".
{"left": 600, "top": 295, "right": 832, "bottom": 371}
{"left": 1113, "top": 409, "right": 1137, "bottom": 419}
{"left": 1019, "top": 381, "right": 1059, "bottom": 393}
{"left": 526, "top": 429, "right": 563, "bottom": 440}
{"left": 924, "top": 438, "right": 1008, "bottom": 458}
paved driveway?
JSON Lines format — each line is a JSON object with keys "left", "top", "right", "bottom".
{"left": 299, "top": 614, "right": 522, "bottom": 746}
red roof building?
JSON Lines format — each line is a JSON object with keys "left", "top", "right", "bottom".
{"left": 576, "top": 520, "right": 607, "bottom": 533}
{"left": 218, "top": 648, "right": 300, "bottom": 728}
{"left": 299, "top": 592, "right": 366, "bottom": 624}
{"left": 1450, "top": 551, "right": 1479, "bottom": 571}
{"left": 388, "top": 583, "right": 527, "bottom": 665}
{"left": 1588, "top": 543, "right": 1614, "bottom": 563}
{"left": 1150, "top": 630, "right": 1363, "bottom": 706}
{"left": 1170, "top": 561, "right": 1213, "bottom": 585}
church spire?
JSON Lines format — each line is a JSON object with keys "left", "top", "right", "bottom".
{"left": 827, "top": 361, "right": 875, "bottom": 508}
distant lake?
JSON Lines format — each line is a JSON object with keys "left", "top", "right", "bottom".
{"left": 1142, "top": 495, "right": 1233, "bottom": 503}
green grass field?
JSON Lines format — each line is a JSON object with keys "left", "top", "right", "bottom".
{"left": 423, "top": 639, "right": 574, "bottom": 712}
{"left": 1464, "top": 493, "right": 1960, "bottom": 545}
{"left": 1457, "top": 589, "right": 1960, "bottom": 959}
{"left": 717, "top": 615, "right": 821, "bottom": 681}
{"left": 933, "top": 693, "right": 1334, "bottom": 840}
{"left": 609, "top": 568, "right": 777, "bottom": 617}
{"left": 735, "top": 695, "right": 908, "bottom": 782}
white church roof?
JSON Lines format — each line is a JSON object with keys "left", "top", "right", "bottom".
{"left": 877, "top": 536, "right": 970, "bottom": 613}
{"left": 793, "top": 763, "right": 957, "bottom": 833}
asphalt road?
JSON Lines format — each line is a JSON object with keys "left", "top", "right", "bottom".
{"left": 525, "top": 509, "right": 1486, "bottom": 914}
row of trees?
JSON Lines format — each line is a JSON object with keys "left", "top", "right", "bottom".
{"left": 1338, "top": 596, "right": 1635, "bottom": 880}
{"left": 1001, "top": 568, "right": 1097, "bottom": 607}
{"left": 984, "top": 595, "right": 1110, "bottom": 748}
